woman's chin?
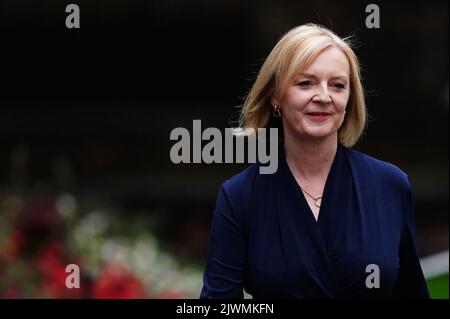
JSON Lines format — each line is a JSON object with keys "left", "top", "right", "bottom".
{"left": 285, "top": 125, "right": 338, "bottom": 141}
{"left": 302, "top": 128, "right": 336, "bottom": 139}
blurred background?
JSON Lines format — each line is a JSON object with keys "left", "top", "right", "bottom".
{"left": 0, "top": 0, "right": 448, "bottom": 298}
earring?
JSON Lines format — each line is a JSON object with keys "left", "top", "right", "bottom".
{"left": 273, "top": 105, "right": 281, "bottom": 118}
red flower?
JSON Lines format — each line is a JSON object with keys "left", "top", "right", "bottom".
{"left": 35, "top": 241, "right": 84, "bottom": 298}
{"left": 92, "top": 264, "right": 148, "bottom": 299}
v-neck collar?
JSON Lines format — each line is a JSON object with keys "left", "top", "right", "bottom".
{"left": 273, "top": 142, "right": 352, "bottom": 297}
{"left": 279, "top": 142, "right": 343, "bottom": 226}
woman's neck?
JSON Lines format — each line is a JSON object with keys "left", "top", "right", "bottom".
{"left": 284, "top": 134, "right": 338, "bottom": 182}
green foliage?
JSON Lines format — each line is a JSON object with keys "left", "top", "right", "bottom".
{"left": 427, "top": 274, "right": 449, "bottom": 299}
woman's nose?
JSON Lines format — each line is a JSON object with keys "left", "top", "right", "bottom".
{"left": 312, "top": 84, "right": 331, "bottom": 103}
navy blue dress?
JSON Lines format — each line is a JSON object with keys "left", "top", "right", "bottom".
{"left": 200, "top": 143, "right": 429, "bottom": 298}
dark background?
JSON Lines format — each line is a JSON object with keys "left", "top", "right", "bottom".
{"left": 0, "top": 0, "right": 448, "bottom": 298}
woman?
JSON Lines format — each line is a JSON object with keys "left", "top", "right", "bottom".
{"left": 200, "top": 24, "right": 429, "bottom": 298}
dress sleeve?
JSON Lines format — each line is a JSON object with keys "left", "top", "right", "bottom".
{"left": 199, "top": 184, "right": 247, "bottom": 299}
{"left": 393, "top": 178, "right": 430, "bottom": 298}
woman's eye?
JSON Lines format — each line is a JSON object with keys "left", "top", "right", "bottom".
{"left": 297, "top": 80, "right": 312, "bottom": 87}
{"left": 332, "top": 83, "right": 346, "bottom": 89}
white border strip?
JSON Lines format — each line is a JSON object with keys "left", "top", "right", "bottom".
{"left": 420, "top": 250, "right": 449, "bottom": 279}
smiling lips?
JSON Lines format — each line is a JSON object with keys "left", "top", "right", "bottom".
{"left": 306, "top": 112, "right": 331, "bottom": 122}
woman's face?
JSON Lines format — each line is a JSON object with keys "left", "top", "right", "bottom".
{"left": 275, "top": 46, "right": 350, "bottom": 142}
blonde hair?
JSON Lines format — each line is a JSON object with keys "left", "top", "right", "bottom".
{"left": 239, "top": 23, "right": 367, "bottom": 147}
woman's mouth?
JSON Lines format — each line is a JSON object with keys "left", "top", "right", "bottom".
{"left": 306, "top": 112, "right": 331, "bottom": 122}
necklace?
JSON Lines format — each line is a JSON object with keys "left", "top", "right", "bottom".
{"left": 299, "top": 186, "right": 322, "bottom": 208}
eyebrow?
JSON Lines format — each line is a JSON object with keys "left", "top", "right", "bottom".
{"left": 298, "top": 73, "right": 349, "bottom": 82}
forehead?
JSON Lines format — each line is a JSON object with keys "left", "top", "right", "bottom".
{"left": 300, "top": 46, "right": 350, "bottom": 78}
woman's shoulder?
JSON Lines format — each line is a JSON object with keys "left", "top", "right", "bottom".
{"left": 345, "top": 146, "right": 410, "bottom": 188}
{"left": 221, "top": 163, "right": 262, "bottom": 197}
{"left": 214, "top": 163, "right": 263, "bottom": 223}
